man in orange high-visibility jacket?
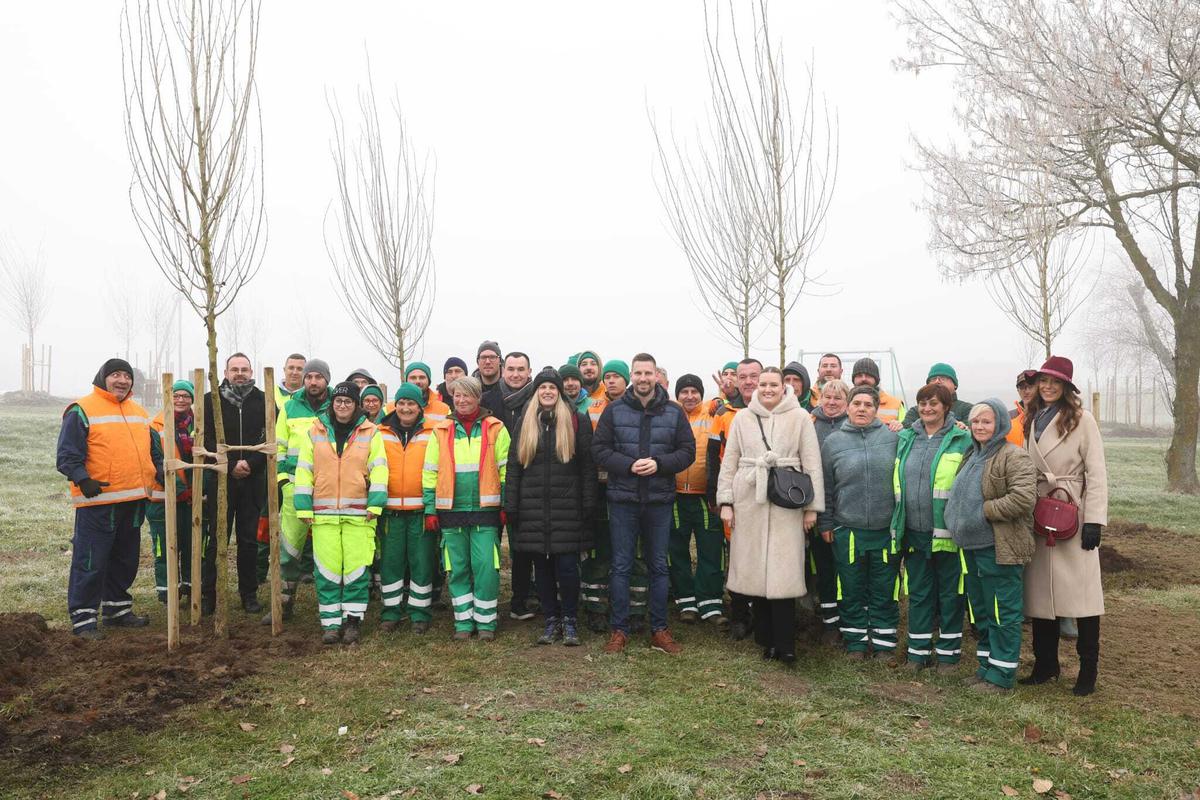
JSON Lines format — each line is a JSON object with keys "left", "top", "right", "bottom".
{"left": 1007, "top": 369, "right": 1038, "bottom": 447}
{"left": 404, "top": 362, "right": 451, "bottom": 424}
{"left": 851, "top": 357, "right": 905, "bottom": 431}
{"left": 57, "top": 358, "right": 161, "bottom": 639}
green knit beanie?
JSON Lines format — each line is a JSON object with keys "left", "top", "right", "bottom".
{"left": 602, "top": 359, "right": 630, "bottom": 384}
{"left": 576, "top": 350, "right": 601, "bottom": 367}
{"left": 926, "top": 362, "right": 959, "bottom": 387}
{"left": 722, "top": 361, "right": 739, "bottom": 373}
{"left": 360, "top": 385, "right": 385, "bottom": 403}
{"left": 559, "top": 363, "right": 583, "bottom": 382}
{"left": 172, "top": 379, "right": 195, "bottom": 399}
{"left": 393, "top": 382, "right": 426, "bottom": 408}
{"left": 405, "top": 361, "right": 432, "bottom": 380}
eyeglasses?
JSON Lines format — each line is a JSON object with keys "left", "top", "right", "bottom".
{"left": 478, "top": 355, "right": 499, "bottom": 362}
{"left": 172, "top": 393, "right": 192, "bottom": 401}
{"left": 332, "top": 397, "right": 356, "bottom": 406}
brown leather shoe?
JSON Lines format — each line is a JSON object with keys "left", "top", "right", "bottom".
{"left": 650, "top": 629, "right": 682, "bottom": 655}
{"left": 602, "top": 630, "right": 628, "bottom": 654}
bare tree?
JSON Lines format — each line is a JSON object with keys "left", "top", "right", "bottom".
{"left": 325, "top": 66, "right": 435, "bottom": 374}
{"left": 0, "top": 237, "right": 51, "bottom": 391}
{"left": 123, "top": 0, "right": 267, "bottom": 634}
{"left": 147, "top": 285, "right": 177, "bottom": 386}
{"left": 896, "top": 0, "right": 1200, "bottom": 493}
{"left": 105, "top": 275, "right": 141, "bottom": 361}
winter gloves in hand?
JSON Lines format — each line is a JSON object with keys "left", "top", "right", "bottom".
{"left": 1080, "top": 522, "right": 1102, "bottom": 550}
{"left": 424, "top": 514, "right": 440, "bottom": 533}
{"left": 78, "top": 478, "right": 108, "bottom": 498}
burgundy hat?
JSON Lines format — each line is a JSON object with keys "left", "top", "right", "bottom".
{"left": 1016, "top": 369, "right": 1039, "bottom": 387}
{"left": 1036, "top": 356, "right": 1076, "bottom": 391}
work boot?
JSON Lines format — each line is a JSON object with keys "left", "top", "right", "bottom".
{"left": 260, "top": 598, "right": 294, "bottom": 626}
{"left": 477, "top": 629, "right": 495, "bottom": 642}
{"left": 242, "top": 595, "right": 263, "bottom": 614}
{"left": 537, "top": 617, "right": 561, "bottom": 645}
{"left": 379, "top": 620, "right": 400, "bottom": 633}
{"left": 603, "top": 630, "right": 628, "bottom": 654}
{"left": 650, "top": 629, "right": 682, "bottom": 655}
{"left": 561, "top": 617, "right": 580, "bottom": 647}
{"left": 411, "top": 620, "right": 429, "bottom": 635}
{"left": 707, "top": 613, "right": 729, "bottom": 629}
{"left": 75, "top": 628, "right": 103, "bottom": 641}
{"left": 585, "top": 610, "right": 607, "bottom": 633}
{"left": 679, "top": 609, "right": 698, "bottom": 624}
{"left": 452, "top": 630, "right": 472, "bottom": 642}
{"left": 322, "top": 628, "right": 341, "bottom": 645}
{"left": 342, "top": 616, "right": 361, "bottom": 645}
{"left": 105, "top": 613, "right": 149, "bottom": 628}
{"left": 970, "top": 680, "right": 1012, "bottom": 695}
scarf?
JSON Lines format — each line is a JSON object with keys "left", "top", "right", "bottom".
{"left": 220, "top": 378, "right": 257, "bottom": 409}
{"left": 331, "top": 413, "right": 362, "bottom": 455}
{"left": 1033, "top": 405, "right": 1059, "bottom": 441}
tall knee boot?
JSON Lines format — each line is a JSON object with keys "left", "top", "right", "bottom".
{"left": 1019, "top": 617, "right": 1061, "bottom": 685}
{"left": 1073, "top": 616, "right": 1099, "bottom": 696}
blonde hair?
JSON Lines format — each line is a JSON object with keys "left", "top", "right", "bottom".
{"left": 448, "top": 376, "right": 482, "bottom": 400}
{"left": 517, "top": 395, "right": 577, "bottom": 467}
{"left": 821, "top": 379, "right": 850, "bottom": 399}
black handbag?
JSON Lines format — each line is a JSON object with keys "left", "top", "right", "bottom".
{"left": 755, "top": 416, "right": 814, "bottom": 510}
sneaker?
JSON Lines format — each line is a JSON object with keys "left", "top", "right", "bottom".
{"left": 322, "top": 628, "right": 342, "bottom": 645}
{"left": 679, "top": 609, "right": 699, "bottom": 624}
{"left": 411, "top": 620, "right": 429, "bottom": 635}
{"left": 650, "top": 629, "right": 682, "bottom": 655}
{"left": 537, "top": 617, "right": 561, "bottom": 645}
{"left": 603, "top": 630, "right": 629, "bottom": 654}
{"left": 509, "top": 604, "right": 536, "bottom": 621}
{"left": 74, "top": 628, "right": 103, "bottom": 641}
{"left": 477, "top": 629, "right": 495, "bottom": 642}
{"left": 342, "top": 616, "right": 361, "bottom": 645}
{"left": 561, "top": 617, "right": 580, "bottom": 647}
{"left": 379, "top": 620, "right": 400, "bottom": 633}
{"left": 104, "top": 613, "right": 149, "bottom": 628}
{"left": 242, "top": 596, "right": 263, "bottom": 614}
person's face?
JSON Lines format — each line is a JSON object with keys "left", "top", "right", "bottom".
{"left": 656, "top": 371, "right": 669, "bottom": 389}
{"left": 820, "top": 388, "right": 847, "bottom": 418}
{"left": 408, "top": 370, "right": 430, "bottom": 392}
{"left": 604, "top": 372, "right": 628, "bottom": 399}
{"left": 444, "top": 365, "right": 466, "bottom": 384}
{"left": 970, "top": 407, "right": 997, "bottom": 443}
{"left": 396, "top": 398, "right": 421, "bottom": 426}
{"left": 736, "top": 363, "right": 762, "bottom": 402}
{"left": 929, "top": 375, "right": 956, "bottom": 391}
{"left": 105, "top": 370, "right": 133, "bottom": 400}
{"left": 283, "top": 358, "right": 305, "bottom": 388}
{"left": 304, "top": 372, "right": 328, "bottom": 398}
{"left": 818, "top": 357, "right": 842, "bottom": 381}
{"left": 502, "top": 357, "right": 530, "bottom": 390}
{"left": 1018, "top": 382, "right": 1037, "bottom": 406}
{"left": 563, "top": 376, "right": 582, "bottom": 397}
{"left": 453, "top": 390, "right": 480, "bottom": 417}
{"left": 172, "top": 391, "right": 193, "bottom": 415}
{"left": 678, "top": 387, "right": 702, "bottom": 413}
{"left": 226, "top": 356, "right": 253, "bottom": 385}
{"left": 477, "top": 351, "right": 501, "bottom": 380}
{"left": 631, "top": 361, "right": 657, "bottom": 398}
{"left": 331, "top": 396, "right": 356, "bottom": 423}
{"left": 351, "top": 376, "right": 369, "bottom": 389}
{"left": 848, "top": 394, "right": 878, "bottom": 426}
{"left": 361, "top": 395, "right": 382, "bottom": 418}
{"left": 757, "top": 372, "right": 783, "bottom": 407}
{"left": 579, "top": 358, "right": 600, "bottom": 383}
{"left": 1038, "top": 375, "right": 1065, "bottom": 404}
{"left": 853, "top": 372, "right": 878, "bottom": 388}
{"left": 720, "top": 368, "right": 737, "bottom": 394}
{"left": 783, "top": 374, "right": 804, "bottom": 395}
{"left": 918, "top": 396, "right": 947, "bottom": 428}
{"left": 537, "top": 382, "right": 560, "bottom": 408}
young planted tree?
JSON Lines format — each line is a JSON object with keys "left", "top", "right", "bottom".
{"left": 325, "top": 68, "right": 435, "bottom": 373}
{"left": 0, "top": 237, "right": 51, "bottom": 392}
{"left": 896, "top": 0, "right": 1200, "bottom": 492}
{"left": 123, "top": 0, "right": 266, "bottom": 634}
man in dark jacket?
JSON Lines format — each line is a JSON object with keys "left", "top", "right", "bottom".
{"left": 592, "top": 353, "right": 695, "bottom": 655}
{"left": 203, "top": 352, "right": 269, "bottom": 614}
{"left": 480, "top": 351, "right": 540, "bottom": 620}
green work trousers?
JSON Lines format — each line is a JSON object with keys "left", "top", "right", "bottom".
{"left": 964, "top": 547, "right": 1024, "bottom": 688}
{"left": 903, "top": 529, "right": 966, "bottom": 665}
{"left": 146, "top": 500, "right": 196, "bottom": 600}
{"left": 832, "top": 528, "right": 900, "bottom": 653}
{"left": 380, "top": 511, "right": 435, "bottom": 623}
{"left": 312, "top": 516, "right": 376, "bottom": 631}
{"left": 806, "top": 531, "right": 839, "bottom": 631}
{"left": 443, "top": 525, "right": 500, "bottom": 633}
{"left": 668, "top": 494, "right": 726, "bottom": 619}
{"left": 279, "top": 482, "right": 314, "bottom": 604}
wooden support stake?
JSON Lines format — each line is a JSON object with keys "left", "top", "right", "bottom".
{"left": 264, "top": 367, "right": 283, "bottom": 635}
{"left": 161, "top": 373, "right": 180, "bottom": 651}
{"left": 190, "top": 368, "right": 205, "bottom": 626}
{"left": 1092, "top": 391, "right": 1101, "bottom": 422}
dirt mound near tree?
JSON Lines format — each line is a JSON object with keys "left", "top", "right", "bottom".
{"left": 1100, "top": 520, "right": 1200, "bottom": 591}
{"left": 0, "top": 614, "right": 319, "bottom": 767}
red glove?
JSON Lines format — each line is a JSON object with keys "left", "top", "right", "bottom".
{"left": 499, "top": 510, "right": 508, "bottom": 527}
{"left": 256, "top": 517, "right": 270, "bottom": 544}
{"left": 424, "top": 514, "right": 440, "bottom": 533}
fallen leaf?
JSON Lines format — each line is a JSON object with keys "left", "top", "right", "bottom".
{"left": 502, "top": 690, "right": 517, "bottom": 699}
{"left": 466, "top": 784, "right": 484, "bottom": 795}
{"left": 1025, "top": 724, "right": 1044, "bottom": 743}
{"left": 714, "top": 682, "right": 728, "bottom": 688}
{"left": 361, "top": 765, "right": 374, "bottom": 773}
{"left": 443, "top": 753, "right": 463, "bottom": 765}
{"left": 527, "top": 738, "right": 546, "bottom": 747}
{"left": 297, "top": 697, "right": 308, "bottom": 706}
{"left": 1002, "top": 787, "right": 1019, "bottom": 797}
{"left": 322, "top": 768, "right": 333, "bottom": 776}
{"left": 238, "top": 722, "right": 257, "bottom": 732}
{"left": 1033, "top": 778, "right": 1054, "bottom": 794}
{"left": 806, "top": 769, "right": 828, "bottom": 779}
{"left": 754, "top": 744, "right": 769, "bottom": 759}
{"left": 230, "top": 775, "right": 253, "bottom": 785}
{"left": 914, "top": 718, "right": 931, "bottom": 729}
{"left": 1078, "top": 727, "right": 1094, "bottom": 737}
{"left": 279, "top": 743, "right": 296, "bottom": 754}
{"left": 617, "top": 764, "right": 633, "bottom": 774}
{"left": 152, "top": 791, "right": 167, "bottom": 800}
{"left": 342, "top": 792, "right": 361, "bottom": 800}
{"left": 280, "top": 756, "right": 296, "bottom": 768}
{"left": 755, "top": 719, "right": 765, "bottom": 726}
{"left": 176, "top": 776, "right": 200, "bottom": 794}
{"left": 793, "top": 759, "right": 807, "bottom": 766}
{"left": 1056, "top": 741, "right": 1069, "bottom": 754}
{"left": 961, "top": 735, "right": 978, "bottom": 744}
{"left": 543, "top": 792, "right": 563, "bottom": 799}
{"left": 1053, "top": 791, "right": 1072, "bottom": 800}
{"left": 422, "top": 687, "right": 434, "bottom": 694}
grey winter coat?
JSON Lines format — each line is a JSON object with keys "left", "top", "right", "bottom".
{"left": 818, "top": 418, "right": 898, "bottom": 534}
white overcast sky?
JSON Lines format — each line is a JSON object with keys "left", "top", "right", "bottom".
{"left": 0, "top": 1, "right": 1083, "bottom": 404}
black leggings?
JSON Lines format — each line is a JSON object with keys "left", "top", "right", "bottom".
{"left": 752, "top": 597, "right": 796, "bottom": 656}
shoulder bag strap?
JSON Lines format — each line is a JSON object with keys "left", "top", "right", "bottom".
{"left": 754, "top": 415, "right": 771, "bottom": 451}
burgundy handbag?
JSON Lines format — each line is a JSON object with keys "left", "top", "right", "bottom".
{"left": 1033, "top": 487, "right": 1079, "bottom": 547}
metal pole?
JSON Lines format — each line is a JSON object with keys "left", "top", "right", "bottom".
{"left": 190, "top": 368, "right": 205, "bottom": 626}
{"left": 264, "top": 367, "right": 283, "bottom": 636}
{"left": 162, "top": 373, "right": 180, "bottom": 651}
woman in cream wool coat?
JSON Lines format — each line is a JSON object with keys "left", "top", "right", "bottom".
{"left": 717, "top": 368, "right": 824, "bottom": 664}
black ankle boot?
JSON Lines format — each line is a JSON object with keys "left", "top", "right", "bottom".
{"left": 1072, "top": 616, "right": 1100, "bottom": 696}
{"left": 1019, "top": 617, "right": 1060, "bottom": 685}
{"left": 1072, "top": 660, "right": 1097, "bottom": 696}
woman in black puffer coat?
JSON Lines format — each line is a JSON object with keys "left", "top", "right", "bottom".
{"left": 505, "top": 368, "right": 599, "bottom": 646}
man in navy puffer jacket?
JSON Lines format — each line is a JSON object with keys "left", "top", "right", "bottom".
{"left": 593, "top": 354, "right": 695, "bottom": 654}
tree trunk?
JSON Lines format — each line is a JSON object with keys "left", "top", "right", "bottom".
{"left": 1166, "top": 312, "right": 1200, "bottom": 493}
{"left": 206, "top": 307, "right": 231, "bottom": 635}
{"left": 776, "top": 263, "right": 786, "bottom": 369}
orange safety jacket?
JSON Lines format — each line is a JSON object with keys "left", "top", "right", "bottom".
{"left": 66, "top": 388, "right": 156, "bottom": 507}
{"left": 303, "top": 417, "right": 385, "bottom": 516}
{"left": 423, "top": 394, "right": 451, "bottom": 424}
{"left": 587, "top": 392, "right": 611, "bottom": 431}
{"left": 431, "top": 416, "right": 504, "bottom": 510}
{"left": 676, "top": 405, "right": 714, "bottom": 494}
{"left": 381, "top": 421, "right": 433, "bottom": 511}
{"left": 149, "top": 411, "right": 191, "bottom": 502}
{"left": 1006, "top": 403, "right": 1026, "bottom": 447}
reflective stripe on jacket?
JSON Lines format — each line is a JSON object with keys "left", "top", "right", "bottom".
{"left": 422, "top": 415, "right": 510, "bottom": 513}
{"left": 381, "top": 421, "right": 432, "bottom": 511}
{"left": 66, "top": 388, "right": 156, "bottom": 507}
{"left": 891, "top": 422, "right": 971, "bottom": 550}
{"left": 293, "top": 416, "right": 387, "bottom": 519}
{"left": 675, "top": 405, "right": 713, "bottom": 494}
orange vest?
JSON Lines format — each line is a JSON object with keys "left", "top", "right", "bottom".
{"left": 149, "top": 411, "right": 190, "bottom": 502}
{"left": 309, "top": 417, "right": 378, "bottom": 514}
{"left": 67, "top": 387, "right": 156, "bottom": 507}
{"left": 877, "top": 390, "right": 904, "bottom": 422}
{"left": 676, "top": 406, "right": 714, "bottom": 494}
{"left": 381, "top": 422, "right": 432, "bottom": 511}
{"left": 587, "top": 391, "right": 610, "bottom": 430}
{"left": 1006, "top": 404, "right": 1026, "bottom": 447}
{"left": 432, "top": 416, "right": 503, "bottom": 510}
{"left": 423, "top": 395, "right": 451, "bottom": 424}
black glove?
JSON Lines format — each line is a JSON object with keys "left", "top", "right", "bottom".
{"left": 78, "top": 478, "right": 108, "bottom": 498}
{"left": 1080, "top": 523, "right": 1102, "bottom": 551}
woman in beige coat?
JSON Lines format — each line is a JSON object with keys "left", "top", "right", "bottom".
{"left": 1020, "top": 356, "right": 1108, "bottom": 696}
{"left": 717, "top": 368, "right": 824, "bottom": 664}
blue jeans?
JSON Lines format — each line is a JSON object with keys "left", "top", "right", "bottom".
{"left": 608, "top": 501, "right": 671, "bottom": 634}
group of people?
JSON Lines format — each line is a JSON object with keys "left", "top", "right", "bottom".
{"left": 57, "top": 343, "right": 1108, "bottom": 695}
